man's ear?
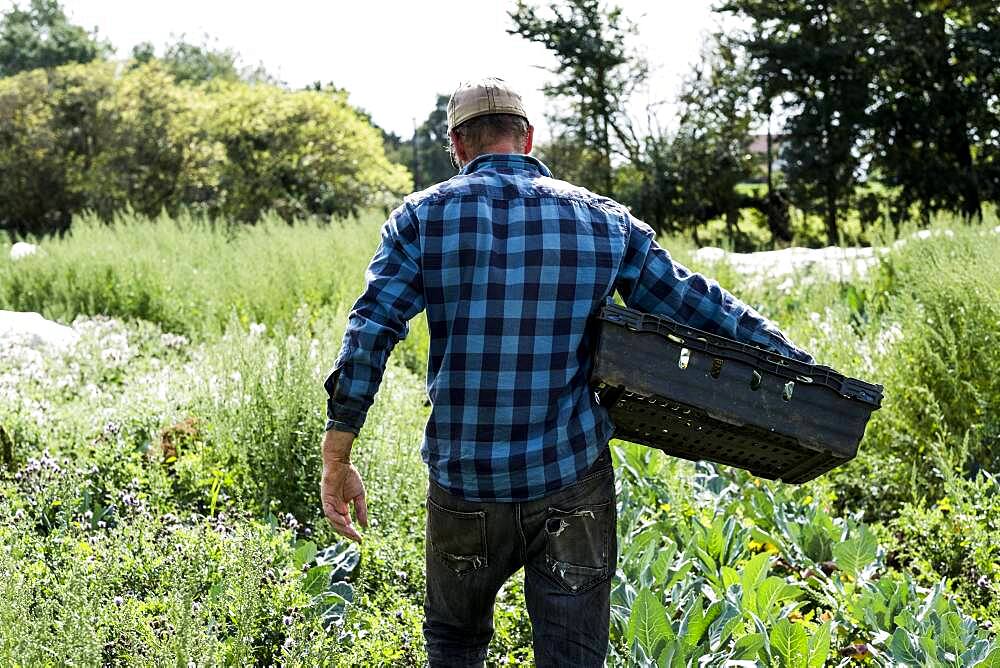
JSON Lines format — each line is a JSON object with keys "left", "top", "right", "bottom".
{"left": 524, "top": 125, "right": 534, "bottom": 154}
{"left": 449, "top": 130, "right": 468, "bottom": 165}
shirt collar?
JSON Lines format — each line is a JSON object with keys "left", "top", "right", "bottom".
{"left": 460, "top": 153, "right": 553, "bottom": 178}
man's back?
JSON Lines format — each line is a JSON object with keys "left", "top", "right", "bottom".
{"left": 416, "top": 153, "right": 624, "bottom": 502}
{"left": 326, "top": 152, "right": 812, "bottom": 503}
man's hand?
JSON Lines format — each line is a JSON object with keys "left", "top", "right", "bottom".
{"left": 320, "top": 429, "right": 368, "bottom": 543}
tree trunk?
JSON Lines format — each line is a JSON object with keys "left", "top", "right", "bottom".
{"left": 825, "top": 186, "right": 838, "bottom": 245}
{"left": 766, "top": 191, "right": 792, "bottom": 243}
{"left": 726, "top": 206, "right": 738, "bottom": 245}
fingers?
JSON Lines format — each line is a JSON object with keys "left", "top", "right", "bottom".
{"left": 321, "top": 491, "right": 362, "bottom": 543}
{"left": 331, "top": 517, "right": 363, "bottom": 543}
{"left": 318, "top": 465, "right": 368, "bottom": 543}
{"left": 323, "top": 498, "right": 362, "bottom": 543}
{"left": 353, "top": 492, "right": 369, "bottom": 528}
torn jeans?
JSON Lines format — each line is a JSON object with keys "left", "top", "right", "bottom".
{"left": 423, "top": 448, "right": 616, "bottom": 667}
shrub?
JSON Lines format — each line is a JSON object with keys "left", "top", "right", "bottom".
{"left": 831, "top": 223, "right": 1000, "bottom": 515}
{"left": 885, "top": 470, "right": 1000, "bottom": 624}
{"left": 0, "top": 60, "right": 412, "bottom": 237}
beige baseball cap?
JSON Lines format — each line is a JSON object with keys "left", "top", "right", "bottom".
{"left": 447, "top": 77, "right": 529, "bottom": 132}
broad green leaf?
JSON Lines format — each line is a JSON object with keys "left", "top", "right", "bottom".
{"left": 801, "top": 523, "right": 833, "bottom": 563}
{"left": 919, "top": 635, "right": 937, "bottom": 660}
{"left": 732, "top": 632, "right": 765, "bottom": 660}
{"left": 695, "top": 546, "right": 718, "bottom": 576}
{"left": 638, "top": 542, "right": 658, "bottom": 588}
{"left": 708, "top": 601, "right": 742, "bottom": 649}
{"left": 292, "top": 540, "right": 317, "bottom": 569}
{"left": 655, "top": 640, "right": 683, "bottom": 668}
{"left": 706, "top": 519, "right": 726, "bottom": 560}
{"left": 756, "top": 577, "right": 800, "bottom": 620}
{"left": 741, "top": 552, "right": 771, "bottom": 593}
{"left": 807, "top": 622, "right": 831, "bottom": 668}
{"left": 939, "top": 611, "right": 965, "bottom": 654}
{"left": 651, "top": 549, "right": 672, "bottom": 586}
{"left": 889, "top": 628, "right": 921, "bottom": 665}
{"left": 975, "top": 647, "right": 1000, "bottom": 667}
{"left": 663, "top": 559, "right": 694, "bottom": 592}
{"left": 301, "top": 563, "right": 332, "bottom": 596}
{"left": 629, "top": 588, "right": 673, "bottom": 658}
{"left": 680, "top": 597, "right": 720, "bottom": 649}
{"left": 961, "top": 640, "right": 994, "bottom": 666}
{"left": 769, "top": 619, "right": 808, "bottom": 667}
{"left": 722, "top": 565, "right": 740, "bottom": 589}
{"left": 831, "top": 530, "right": 877, "bottom": 578}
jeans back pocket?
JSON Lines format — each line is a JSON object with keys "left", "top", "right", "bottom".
{"left": 543, "top": 500, "right": 612, "bottom": 593}
{"left": 426, "top": 497, "right": 488, "bottom": 576}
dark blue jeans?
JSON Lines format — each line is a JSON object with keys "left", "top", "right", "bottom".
{"left": 423, "top": 448, "right": 617, "bottom": 667}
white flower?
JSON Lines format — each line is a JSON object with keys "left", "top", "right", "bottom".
{"left": 875, "top": 323, "right": 903, "bottom": 356}
{"left": 160, "top": 332, "right": 189, "bottom": 349}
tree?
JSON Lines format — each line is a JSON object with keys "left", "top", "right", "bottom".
{"left": 535, "top": 135, "right": 608, "bottom": 193}
{"left": 0, "top": 0, "right": 110, "bottom": 76}
{"left": 129, "top": 35, "right": 274, "bottom": 85}
{"left": 0, "top": 62, "right": 116, "bottom": 236}
{"left": 410, "top": 94, "right": 455, "bottom": 188}
{"left": 865, "top": 0, "right": 1000, "bottom": 221}
{"left": 509, "top": 0, "right": 646, "bottom": 196}
{"left": 329, "top": 91, "right": 452, "bottom": 189}
{"left": 720, "top": 0, "right": 873, "bottom": 244}
{"left": 669, "top": 36, "right": 764, "bottom": 245}
{"left": 0, "top": 60, "right": 412, "bottom": 236}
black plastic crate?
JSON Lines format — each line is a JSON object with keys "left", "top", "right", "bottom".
{"left": 591, "top": 303, "right": 883, "bottom": 484}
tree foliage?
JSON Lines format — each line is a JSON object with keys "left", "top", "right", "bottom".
{"left": 865, "top": 0, "right": 1000, "bottom": 220}
{"left": 721, "top": 0, "right": 1000, "bottom": 235}
{"left": 130, "top": 35, "right": 274, "bottom": 85}
{"left": 408, "top": 94, "right": 455, "bottom": 189}
{"left": 0, "top": 61, "right": 411, "bottom": 236}
{"left": 514, "top": 0, "right": 1000, "bottom": 245}
{"left": 719, "top": 0, "right": 873, "bottom": 243}
{"left": 0, "top": 0, "right": 110, "bottom": 76}
{"left": 668, "top": 37, "right": 763, "bottom": 242}
{"left": 509, "top": 0, "right": 645, "bottom": 196}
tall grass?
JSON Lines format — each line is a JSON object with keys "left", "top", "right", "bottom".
{"left": 0, "top": 208, "right": 430, "bottom": 373}
{"left": 833, "top": 218, "right": 1000, "bottom": 515}
{"left": 2, "top": 208, "right": 381, "bottom": 332}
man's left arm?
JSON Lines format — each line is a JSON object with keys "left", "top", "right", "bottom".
{"left": 321, "top": 203, "right": 425, "bottom": 542}
{"left": 615, "top": 212, "right": 815, "bottom": 364}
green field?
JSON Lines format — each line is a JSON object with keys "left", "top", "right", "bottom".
{"left": 1, "top": 211, "right": 999, "bottom": 665}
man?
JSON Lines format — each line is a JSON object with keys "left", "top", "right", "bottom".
{"left": 320, "top": 78, "right": 813, "bottom": 666}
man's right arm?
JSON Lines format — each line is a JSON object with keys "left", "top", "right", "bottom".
{"left": 614, "top": 213, "right": 814, "bottom": 364}
{"left": 325, "top": 202, "right": 426, "bottom": 434}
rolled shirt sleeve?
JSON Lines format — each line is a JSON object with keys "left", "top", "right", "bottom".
{"left": 325, "top": 203, "right": 426, "bottom": 433}
{"left": 614, "top": 214, "right": 815, "bottom": 364}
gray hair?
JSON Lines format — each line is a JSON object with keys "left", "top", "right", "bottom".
{"left": 449, "top": 114, "right": 529, "bottom": 165}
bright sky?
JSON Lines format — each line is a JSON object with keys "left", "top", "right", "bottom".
{"left": 19, "top": 0, "right": 725, "bottom": 141}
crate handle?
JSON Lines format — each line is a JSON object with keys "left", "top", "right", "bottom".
{"left": 783, "top": 381, "right": 795, "bottom": 401}
{"left": 710, "top": 358, "right": 723, "bottom": 379}
{"left": 750, "top": 370, "right": 762, "bottom": 391}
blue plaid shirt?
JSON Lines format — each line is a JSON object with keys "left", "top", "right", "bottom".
{"left": 325, "top": 153, "right": 813, "bottom": 501}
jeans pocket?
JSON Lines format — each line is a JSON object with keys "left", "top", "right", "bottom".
{"left": 426, "top": 497, "right": 488, "bottom": 577}
{"left": 543, "top": 500, "right": 612, "bottom": 593}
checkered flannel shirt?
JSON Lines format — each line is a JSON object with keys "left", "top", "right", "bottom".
{"left": 325, "top": 153, "right": 814, "bottom": 502}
